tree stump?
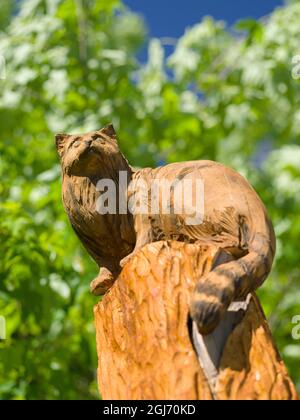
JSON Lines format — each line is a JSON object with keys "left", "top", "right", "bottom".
{"left": 94, "top": 241, "right": 298, "bottom": 400}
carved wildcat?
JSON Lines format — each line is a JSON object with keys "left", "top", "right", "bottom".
{"left": 56, "top": 124, "right": 276, "bottom": 335}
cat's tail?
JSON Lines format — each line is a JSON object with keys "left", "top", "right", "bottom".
{"left": 190, "top": 226, "right": 276, "bottom": 335}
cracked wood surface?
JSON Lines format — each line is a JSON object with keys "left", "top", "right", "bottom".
{"left": 94, "top": 241, "right": 298, "bottom": 400}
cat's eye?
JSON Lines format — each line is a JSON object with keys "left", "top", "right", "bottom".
{"left": 92, "top": 134, "right": 106, "bottom": 143}
{"left": 68, "top": 137, "right": 81, "bottom": 149}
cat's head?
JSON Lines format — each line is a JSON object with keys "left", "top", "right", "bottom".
{"left": 55, "top": 124, "right": 121, "bottom": 177}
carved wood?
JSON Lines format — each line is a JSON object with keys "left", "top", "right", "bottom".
{"left": 94, "top": 241, "right": 298, "bottom": 400}
{"left": 57, "top": 126, "right": 277, "bottom": 334}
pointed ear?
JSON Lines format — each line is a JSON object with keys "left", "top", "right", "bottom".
{"left": 100, "top": 124, "right": 116, "bottom": 139}
{"left": 55, "top": 133, "right": 69, "bottom": 157}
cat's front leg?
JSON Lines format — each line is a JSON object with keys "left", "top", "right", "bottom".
{"left": 120, "top": 214, "right": 153, "bottom": 268}
{"left": 90, "top": 267, "right": 115, "bottom": 295}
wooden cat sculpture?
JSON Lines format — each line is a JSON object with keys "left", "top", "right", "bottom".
{"left": 56, "top": 124, "right": 275, "bottom": 335}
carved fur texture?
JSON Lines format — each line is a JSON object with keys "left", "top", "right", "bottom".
{"left": 56, "top": 124, "right": 276, "bottom": 334}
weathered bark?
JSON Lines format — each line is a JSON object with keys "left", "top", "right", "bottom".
{"left": 94, "top": 241, "right": 298, "bottom": 400}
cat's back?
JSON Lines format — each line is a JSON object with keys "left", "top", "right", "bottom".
{"left": 139, "top": 159, "right": 266, "bottom": 220}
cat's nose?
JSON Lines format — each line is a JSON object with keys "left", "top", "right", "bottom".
{"left": 85, "top": 140, "right": 92, "bottom": 147}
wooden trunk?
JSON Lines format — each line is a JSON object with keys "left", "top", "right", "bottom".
{"left": 94, "top": 241, "right": 298, "bottom": 400}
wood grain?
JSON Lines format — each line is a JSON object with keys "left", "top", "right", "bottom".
{"left": 94, "top": 241, "right": 298, "bottom": 400}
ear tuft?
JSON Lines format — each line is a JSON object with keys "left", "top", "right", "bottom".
{"left": 100, "top": 124, "right": 116, "bottom": 138}
{"left": 55, "top": 133, "right": 69, "bottom": 157}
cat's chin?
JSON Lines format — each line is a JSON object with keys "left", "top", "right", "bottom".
{"left": 65, "top": 153, "right": 102, "bottom": 178}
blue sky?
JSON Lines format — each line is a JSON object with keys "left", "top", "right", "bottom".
{"left": 124, "top": 0, "right": 283, "bottom": 38}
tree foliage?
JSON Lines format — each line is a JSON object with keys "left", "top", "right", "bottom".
{"left": 0, "top": 0, "right": 299, "bottom": 399}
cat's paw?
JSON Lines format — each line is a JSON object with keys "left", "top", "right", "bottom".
{"left": 90, "top": 268, "right": 115, "bottom": 296}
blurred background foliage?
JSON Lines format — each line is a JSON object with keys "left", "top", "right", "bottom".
{"left": 0, "top": 0, "right": 299, "bottom": 399}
